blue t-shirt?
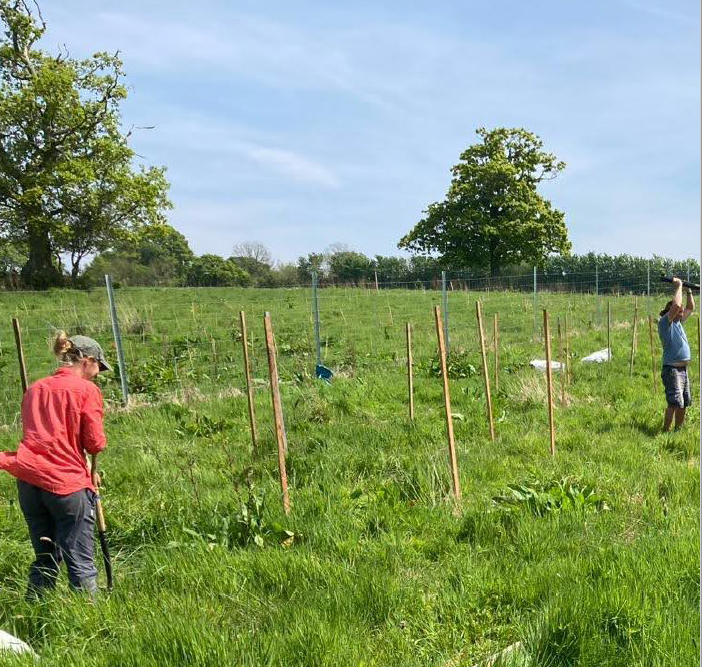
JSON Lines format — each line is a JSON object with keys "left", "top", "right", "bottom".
{"left": 658, "top": 315, "right": 690, "bottom": 366}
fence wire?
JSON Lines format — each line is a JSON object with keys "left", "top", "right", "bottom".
{"left": 0, "top": 268, "right": 699, "bottom": 428}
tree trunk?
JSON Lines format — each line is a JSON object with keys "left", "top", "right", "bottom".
{"left": 21, "top": 226, "right": 63, "bottom": 289}
{"left": 70, "top": 259, "right": 82, "bottom": 284}
{"left": 488, "top": 235, "right": 501, "bottom": 278}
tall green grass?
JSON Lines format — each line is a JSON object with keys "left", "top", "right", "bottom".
{"left": 0, "top": 287, "right": 698, "bottom": 665}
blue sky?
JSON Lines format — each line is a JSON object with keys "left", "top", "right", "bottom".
{"left": 44, "top": 1, "right": 699, "bottom": 263}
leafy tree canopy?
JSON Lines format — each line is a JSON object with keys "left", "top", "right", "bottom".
{"left": 399, "top": 127, "right": 571, "bottom": 276}
{"left": 373, "top": 255, "right": 409, "bottom": 284}
{"left": 231, "top": 256, "right": 274, "bottom": 286}
{"left": 82, "top": 250, "right": 155, "bottom": 288}
{"left": 0, "top": 0, "right": 171, "bottom": 288}
{"left": 83, "top": 223, "right": 194, "bottom": 287}
{"left": 328, "top": 251, "right": 373, "bottom": 284}
{"left": 230, "top": 242, "right": 275, "bottom": 286}
{"left": 123, "top": 224, "right": 193, "bottom": 278}
{"left": 297, "top": 252, "right": 327, "bottom": 282}
{"left": 187, "top": 254, "right": 250, "bottom": 287}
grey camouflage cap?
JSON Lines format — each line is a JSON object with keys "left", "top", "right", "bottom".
{"left": 69, "top": 335, "right": 113, "bottom": 372}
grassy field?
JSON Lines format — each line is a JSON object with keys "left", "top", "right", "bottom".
{"left": 0, "top": 286, "right": 698, "bottom": 666}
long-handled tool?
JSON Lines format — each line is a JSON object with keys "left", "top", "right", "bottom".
{"left": 660, "top": 276, "right": 700, "bottom": 291}
{"left": 90, "top": 459, "right": 113, "bottom": 590}
{"left": 94, "top": 494, "right": 113, "bottom": 590}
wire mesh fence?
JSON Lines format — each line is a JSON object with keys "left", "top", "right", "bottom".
{"left": 0, "top": 266, "right": 699, "bottom": 429}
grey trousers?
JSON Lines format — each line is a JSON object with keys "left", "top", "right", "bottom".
{"left": 17, "top": 481, "right": 98, "bottom": 595}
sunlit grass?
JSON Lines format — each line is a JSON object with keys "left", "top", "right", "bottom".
{"left": 0, "top": 287, "right": 698, "bottom": 665}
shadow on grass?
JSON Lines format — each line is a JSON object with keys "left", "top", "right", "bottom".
{"left": 630, "top": 417, "right": 661, "bottom": 438}
{"left": 594, "top": 418, "right": 658, "bottom": 437}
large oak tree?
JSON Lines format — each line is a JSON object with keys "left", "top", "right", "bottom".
{"left": 399, "top": 127, "right": 571, "bottom": 276}
{"left": 0, "top": 0, "right": 170, "bottom": 288}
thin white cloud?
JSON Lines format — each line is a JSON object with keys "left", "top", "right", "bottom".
{"left": 38, "top": 2, "right": 699, "bottom": 262}
{"left": 246, "top": 147, "right": 339, "bottom": 188}
{"left": 46, "top": 9, "right": 401, "bottom": 111}
{"left": 129, "top": 113, "right": 340, "bottom": 189}
{"left": 621, "top": 0, "right": 699, "bottom": 26}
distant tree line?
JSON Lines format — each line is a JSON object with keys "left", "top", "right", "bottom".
{"left": 4, "top": 230, "right": 694, "bottom": 293}
{"left": 296, "top": 251, "right": 699, "bottom": 294}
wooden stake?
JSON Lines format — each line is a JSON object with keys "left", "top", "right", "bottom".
{"left": 493, "top": 313, "right": 499, "bottom": 393}
{"left": 239, "top": 312, "right": 258, "bottom": 451}
{"left": 263, "top": 312, "right": 290, "bottom": 515}
{"left": 374, "top": 271, "right": 379, "bottom": 292}
{"left": 543, "top": 309, "right": 556, "bottom": 456}
{"left": 476, "top": 301, "right": 495, "bottom": 441}
{"left": 648, "top": 315, "right": 656, "bottom": 394}
{"left": 633, "top": 297, "right": 638, "bottom": 352}
{"left": 629, "top": 301, "right": 638, "bottom": 376}
{"left": 12, "top": 317, "right": 28, "bottom": 394}
{"left": 406, "top": 322, "right": 414, "bottom": 421}
{"left": 558, "top": 316, "right": 565, "bottom": 405}
{"left": 434, "top": 305, "right": 461, "bottom": 502}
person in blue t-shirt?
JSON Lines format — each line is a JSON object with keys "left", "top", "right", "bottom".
{"left": 658, "top": 277, "right": 695, "bottom": 431}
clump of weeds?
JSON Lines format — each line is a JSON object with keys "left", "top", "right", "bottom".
{"left": 178, "top": 484, "right": 298, "bottom": 550}
{"left": 492, "top": 477, "right": 610, "bottom": 517}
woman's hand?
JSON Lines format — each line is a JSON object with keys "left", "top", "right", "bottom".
{"left": 90, "top": 453, "right": 101, "bottom": 488}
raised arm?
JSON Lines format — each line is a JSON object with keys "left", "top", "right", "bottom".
{"left": 667, "top": 277, "right": 683, "bottom": 322}
{"left": 681, "top": 286, "right": 695, "bottom": 322}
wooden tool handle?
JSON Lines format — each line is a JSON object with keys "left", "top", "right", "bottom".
{"left": 95, "top": 496, "right": 107, "bottom": 533}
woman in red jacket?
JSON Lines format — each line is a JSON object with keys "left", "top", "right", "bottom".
{"left": 0, "top": 331, "right": 111, "bottom": 597}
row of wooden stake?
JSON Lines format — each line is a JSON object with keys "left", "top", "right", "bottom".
{"left": 225, "top": 303, "right": 696, "bottom": 512}
{"left": 423, "top": 301, "right": 702, "bottom": 504}
{"left": 10, "top": 312, "right": 292, "bottom": 515}
{"left": 427, "top": 305, "right": 560, "bottom": 503}
{"left": 8, "top": 303, "right": 701, "bottom": 514}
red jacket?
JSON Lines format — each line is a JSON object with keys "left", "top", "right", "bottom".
{"left": 0, "top": 367, "right": 107, "bottom": 494}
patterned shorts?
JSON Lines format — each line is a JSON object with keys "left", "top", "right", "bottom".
{"left": 661, "top": 366, "right": 691, "bottom": 409}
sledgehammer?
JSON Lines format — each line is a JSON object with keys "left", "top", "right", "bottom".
{"left": 660, "top": 276, "right": 699, "bottom": 291}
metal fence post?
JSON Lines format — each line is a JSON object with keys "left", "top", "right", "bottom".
{"left": 595, "top": 263, "right": 600, "bottom": 324}
{"left": 105, "top": 274, "right": 129, "bottom": 407}
{"left": 442, "top": 270, "right": 449, "bottom": 353}
{"left": 647, "top": 261, "right": 650, "bottom": 297}
{"left": 595, "top": 263, "right": 599, "bottom": 295}
{"left": 11, "top": 317, "right": 28, "bottom": 394}
{"left": 312, "top": 271, "right": 321, "bottom": 368}
{"left": 533, "top": 266, "right": 537, "bottom": 335}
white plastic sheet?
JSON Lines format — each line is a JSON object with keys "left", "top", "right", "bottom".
{"left": 0, "top": 629, "right": 36, "bottom": 656}
{"left": 529, "top": 360, "right": 563, "bottom": 372}
{"left": 581, "top": 348, "right": 612, "bottom": 363}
